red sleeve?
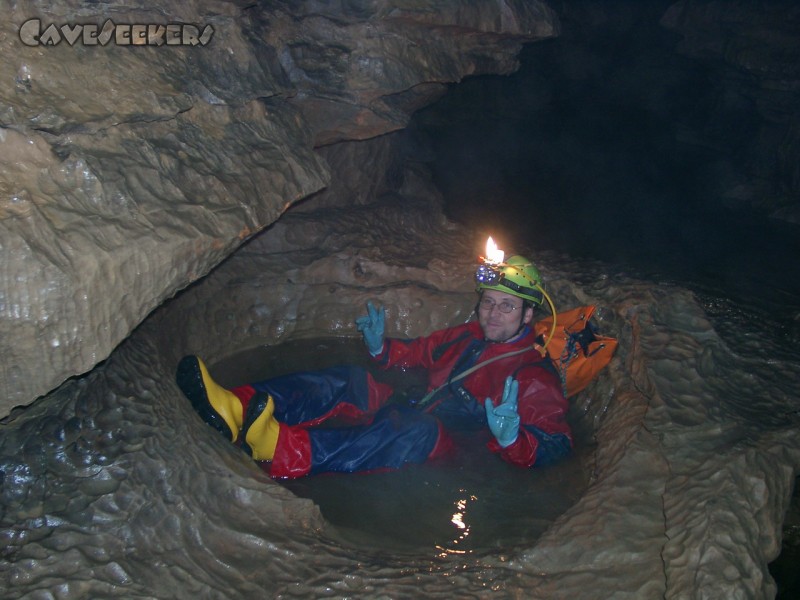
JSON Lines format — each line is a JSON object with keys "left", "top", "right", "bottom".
{"left": 374, "top": 324, "right": 475, "bottom": 371}
{"left": 487, "top": 364, "right": 572, "bottom": 468}
{"left": 377, "top": 336, "right": 436, "bottom": 370}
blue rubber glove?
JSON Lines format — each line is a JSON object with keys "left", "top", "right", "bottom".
{"left": 355, "top": 301, "right": 385, "bottom": 356}
{"left": 484, "top": 376, "right": 520, "bottom": 448}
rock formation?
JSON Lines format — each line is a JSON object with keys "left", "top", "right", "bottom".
{"left": 2, "top": 1, "right": 799, "bottom": 599}
{"left": 1, "top": 0, "right": 558, "bottom": 411}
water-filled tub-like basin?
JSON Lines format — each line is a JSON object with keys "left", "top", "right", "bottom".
{"left": 211, "top": 337, "right": 593, "bottom": 556}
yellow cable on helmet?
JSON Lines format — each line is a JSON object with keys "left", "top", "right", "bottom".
{"left": 506, "top": 260, "right": 557, "bottom": 351}
{"left": 537, "top": 284, "right": 558, "bottom": 351}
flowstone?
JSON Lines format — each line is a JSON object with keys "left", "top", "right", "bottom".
{"left": 2, "top": 1, "right": 800, "bottom": 597}
{"left": 2, "top": 160, "right": 798, "bottom": 597}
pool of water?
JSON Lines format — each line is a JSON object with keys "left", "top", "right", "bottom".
{"left": 212, "top": 337, "right": 593, "bottom": 556}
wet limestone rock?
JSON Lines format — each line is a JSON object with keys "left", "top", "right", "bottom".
{"left": 4, "top": 2, "right": 797, "bottom": 599}
{"left": 0, "top": 0, "right": 559, "bottom": 413}
{"left": 2, "top": 126, "right": 799, "bottom": 599}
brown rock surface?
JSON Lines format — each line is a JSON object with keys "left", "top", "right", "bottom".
{"left": 2, "top": 3, "right": 799, "bottom": 599}
{"left": 0, "top": 0, "right": 557, "bottom": 412}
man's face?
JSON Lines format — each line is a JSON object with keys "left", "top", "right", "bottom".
{"left": 477, "top": 289, "right": 534, "bottom": 343}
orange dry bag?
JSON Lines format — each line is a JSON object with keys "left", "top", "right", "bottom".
{"left": 534, "top": 305, "right": 617, "bottom": 397}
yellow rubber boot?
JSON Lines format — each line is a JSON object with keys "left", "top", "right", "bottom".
{"left": 176, "top": 355, "right": 243, "bottom": 442}
{"left": 242, "top": 393, "right": 281, "bottom": 461}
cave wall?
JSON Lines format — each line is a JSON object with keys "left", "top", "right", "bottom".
{"left": 0, "top": 0, "right": 559, "bottom": 415}
{"left": 2, "top": 3, "right": 800, "bottom": 599}
{"left": 405, "top": 0, "right": 800, "bottom": 309}
{"left": 546, "top": 0, "right": 800, "bottom": 222}
{"left": 145, "top": 132, "right": 484, "bottom": 370}
{"left": 4, "top": 125, "right": 798, "bottom": 599}
{"left": 660, "top": 0, "right": 800, "bottom": 220}
{"left": 6, "top": 0, "right": 798, "bottom": 413}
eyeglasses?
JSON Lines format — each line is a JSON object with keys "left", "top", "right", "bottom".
{"left": 479, "top": 297, "right": 521, "bottom": 314}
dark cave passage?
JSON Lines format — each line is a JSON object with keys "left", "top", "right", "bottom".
{"left": 406, "top": 5, "right": 800, "bottom": 592}
{"left": 410, "top": 7, "right": 800, "bottom": 312}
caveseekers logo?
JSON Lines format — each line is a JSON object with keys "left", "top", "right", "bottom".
{"left": 19, "top": 19, "right": 214, "bottom": 46}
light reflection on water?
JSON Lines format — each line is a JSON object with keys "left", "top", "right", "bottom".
{"left": 445, "top": 493, "right": 475, "bottom": 556}
{"left": 213, "top": 337, "right": 592, "bottom": 556}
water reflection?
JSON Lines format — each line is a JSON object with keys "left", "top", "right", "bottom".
{"left": 436, "top": 492, "right": 477, "bottom": 557}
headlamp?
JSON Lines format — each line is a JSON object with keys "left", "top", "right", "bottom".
{"left": 475, "top": 263, "right": 503, "bottom": 286}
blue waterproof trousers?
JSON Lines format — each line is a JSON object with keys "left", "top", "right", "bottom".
{"left": 238, "top": 366, "right": 444, "bottom": 478}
